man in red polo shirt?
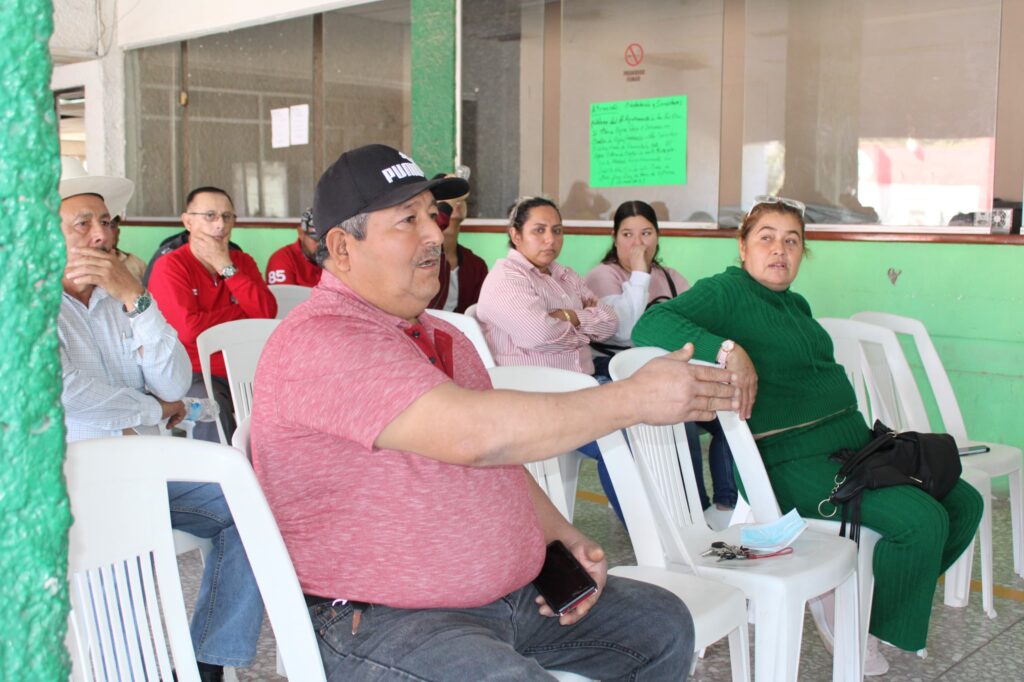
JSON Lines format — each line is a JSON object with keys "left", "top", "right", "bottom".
{"left": 149, "top": 186, "right": 277, "bottom": 441}
{"left": 251, "top": 145, "right": 740, "bottom": 680}
{"left": 265, "top": 208, "right": 322, "bottom": 286}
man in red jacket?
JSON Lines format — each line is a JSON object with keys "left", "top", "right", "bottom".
{"left": 149, "top": 186, "right": 278, "bottom": 442}
{"left": 265, "top": 208, "right": 322, "bottom": 287}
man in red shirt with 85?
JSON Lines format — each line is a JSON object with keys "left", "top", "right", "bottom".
{"left": 265, "top": 208, "right": 322, "bottom": 287}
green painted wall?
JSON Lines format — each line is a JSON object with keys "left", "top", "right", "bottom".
{"left": 0, "top": 0, "right": 70, "bottom": 677}
{"left": 118, "top": 227, "right": 299, "bottom": 281}
{"left": 410, "top": 0, "right": 456, "bottom": 176}
{"left": 124, "top": 225, "right": 1023, "bottom": 460}
{"left": 465, "top": 230, "right": 1024, "bottom": 454}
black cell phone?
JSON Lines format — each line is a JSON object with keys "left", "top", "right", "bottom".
{"left": 532, "top": 540, "right": 598, "bottom": 616}
{"left": 959, "top": 444, "right": 991, "bottom": 456}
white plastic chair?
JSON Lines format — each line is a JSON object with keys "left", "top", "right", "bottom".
{"left": 718, "top": 409, "right": 882, "bottom": 666}
{"left": 852, "top": 311, "right": 1024, "bottom": 581}
{"left": 428, "top": 309, "right": 496, "bottom": 368}
{"left": 269, "top": 284, "right": 312, "bottom": 319}
{"left": 196, "top": 318, "right": 281, "bottom": 443}
{"left": 488, "top": 363, "right": 751, "bottom": 680}
{"left": 232, "top": 416, "right": 251, "bottom": 456}
{"left": 66, "top": 436, "right": 326, "bottom": 682}
{"left": 819, "top": 317, "right": 997, "bottom": 618}
{"left": 486, "top": 365, "right": 587, "bottom": 520}
{"left": 609, "top": 347, "right": 862, "bottom": 682}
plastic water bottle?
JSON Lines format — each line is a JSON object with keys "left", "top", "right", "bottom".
{"left": 184, "top": 398, "right": 221, "bottom": 422}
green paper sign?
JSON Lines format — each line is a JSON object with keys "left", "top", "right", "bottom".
{"left": 589, "top": 96, "right": 687, "bottom": 188}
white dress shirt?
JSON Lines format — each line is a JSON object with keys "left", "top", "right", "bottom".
{"left": 58, "top": 287, "right": 192, "bottom": 441}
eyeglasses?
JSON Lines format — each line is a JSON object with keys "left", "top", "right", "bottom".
{"left": 751, "top": 195, "right": 806, "bottom": 218}
{"left": 186, "top": 210, "right": 237, "bottom": 223}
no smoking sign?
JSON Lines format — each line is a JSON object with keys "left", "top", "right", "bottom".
{"left": 624, "top": 43, "right": 644, "bottom": 67}
{"left": 623, "top": 43, "right": 645, "bottom": 81}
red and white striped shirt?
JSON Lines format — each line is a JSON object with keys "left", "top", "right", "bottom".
{"left": 476, "top": 248, "right": 617, "bottom": 374}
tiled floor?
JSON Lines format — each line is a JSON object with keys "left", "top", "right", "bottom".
{"left": 179, "top": 458, "right": 1024, "bottom": 680}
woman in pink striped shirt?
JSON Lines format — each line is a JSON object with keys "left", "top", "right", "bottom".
{"left": 476, "top": 197, "right": 617, "bottom": 375}
{"left": 477, "top": 197, "right": 623, "bottom": 521}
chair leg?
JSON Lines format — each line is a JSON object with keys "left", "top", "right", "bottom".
{"left": 978, "top": 487, "right": 996, "bottom": 618}
{"left": 856, "top": 532, "right": 879, "bottom": 669}
{"left": 727, "top": 622, "right": 751, "bottom": 682}
{"left": 1008, "top": 467, "right": 1024, "bottom": 578}
{"left": 832, "top": 572, "right": 862, "bottom": 682}
{"left": 944, "top": 537, "right": 975, "bottom": 607}
{"left": 753, "top": 597, "right": 801, "bottom": 682}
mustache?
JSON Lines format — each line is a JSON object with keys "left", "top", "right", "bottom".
{"left": 418, "top": 246, "right": 442, "bottom": 262}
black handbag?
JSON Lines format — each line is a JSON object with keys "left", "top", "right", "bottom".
{"left": 818, "top": 420, "right": 962, "bottom": 543}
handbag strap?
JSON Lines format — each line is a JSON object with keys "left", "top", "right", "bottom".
{"left": 836, "top": 430, "right": 895, "bottom": 476}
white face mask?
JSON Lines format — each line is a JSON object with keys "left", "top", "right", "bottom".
{"left": 739, "top": 508, "right": 808, "bottom": 551}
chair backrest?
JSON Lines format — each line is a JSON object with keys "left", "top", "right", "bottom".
{"left": 196, "top": 318, "right": 281, "bottom": 442}
{"left": 430, "top": 309, "right": 496, "bottom": 368}
{"left": 232, "top": 416, "right": 252, "bottom": 457}
{"left": 486, "top": 365, "right": 596, "bottom": 521}
{"left": 818, "top": 317, "right": 930, "bottom": 432}
{"left": 269, "top": 284, "right": 312, "bottom": 320}
{"left": 66, "top": 436, "right": 325, "bottom": 682}
{"left": 717, "top": 410, "right": 784, "bottom": 523}
{"left": 608, "top": 345, "right": 669, "bottom": 381}
{"left": 606, "top": 347, "right": 719, "bottom": 573}
{"left": 824, "top": 330, "right": 873, "bottom": 425}
{"left": 851, "top": 311, "right": 969, "bottom": 445}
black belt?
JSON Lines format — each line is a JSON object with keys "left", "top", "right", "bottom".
{"left": 304, "top": 593, "right": 334, "bottom": 608}
{"left": 303, "top": 593, "right": 371, "bottom": 610}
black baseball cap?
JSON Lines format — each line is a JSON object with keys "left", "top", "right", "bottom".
{"left": 312, "top": 144, "right": 469, "bottom": 238}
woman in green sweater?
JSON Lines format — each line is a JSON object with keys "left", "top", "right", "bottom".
{"left": 632, "top": 197, "right": 982, "bottom": 668}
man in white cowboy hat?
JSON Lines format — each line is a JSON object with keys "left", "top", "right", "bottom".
{"left": 56, "top": 157, "right": 264, "bottom": 682}
{"left": 60, "top": 157, "right": 146, "bottom": 279}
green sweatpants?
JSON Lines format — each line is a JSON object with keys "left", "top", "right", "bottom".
{"left": 756, "top": 410, "right": 984, "bottom": 651}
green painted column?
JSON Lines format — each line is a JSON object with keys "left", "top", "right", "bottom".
{"left": 411, "top": 0, "right": 456, "bottom": 175}
{"left": 0, "top": 0, "right": 71, "bottom": 678}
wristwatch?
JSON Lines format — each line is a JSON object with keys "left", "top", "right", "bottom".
{"left": 716, "top": 339, "right": 735, "bottom": 367}
{"left": 126, "top": 290, "right": 152, "bottom": 318}
{"left": 220, "top": 264, "right": 238, "bottom": 279}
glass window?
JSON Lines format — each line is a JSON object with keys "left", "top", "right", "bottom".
{"left": 559, "top": 0, "right": 724, "bottom": 223}
{"left": 737, "top": 0, "right": 1001, "bottom": 227}
{"left": 186, "top": 17, "right": 314, "bottom": 218}
{"left": 125, "top": 43, "right": 182, "bottom": 217}
{"left": 461, "top": 0, "right": 546, "bottom": 219}
{"left": 124, "top": 1, "right": 411, "bottom": 218}
{"left": 322, "top": 1, "right": 412, "bottom": 164}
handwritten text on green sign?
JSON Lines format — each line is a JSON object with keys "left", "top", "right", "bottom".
{"left": 590, "top": 96, "right": 687, "bottom": 187}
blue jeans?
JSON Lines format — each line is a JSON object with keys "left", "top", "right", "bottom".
{"left": 577, "top": 440, "right": 624, "bottom": 523}
{"left": 168, "top": 482, "right": 264, "bottom": 666}
{"left": 685, "top": 418, "right": 737, "bottom": 510}
{"left": 308, "top": 575, "right": 694, "bottom": 680}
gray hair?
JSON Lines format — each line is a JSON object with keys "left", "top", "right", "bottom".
{"left": 314, "top": 212, "right": 369, "bottom": 266}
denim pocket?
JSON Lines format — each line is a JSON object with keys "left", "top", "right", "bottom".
{"left": 310, "top": 602, "right": 355, "bottom": 656}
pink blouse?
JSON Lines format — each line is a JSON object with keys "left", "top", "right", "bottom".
{"left": 476, "top": 249, "right": 617, "bottom": 374}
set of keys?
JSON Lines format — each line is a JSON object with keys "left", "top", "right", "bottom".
{"left": 701, "top": 540, "right": 796, "bottom": 562}
{"left": 701, "top": 541, "right": 749, "bottom": 561}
